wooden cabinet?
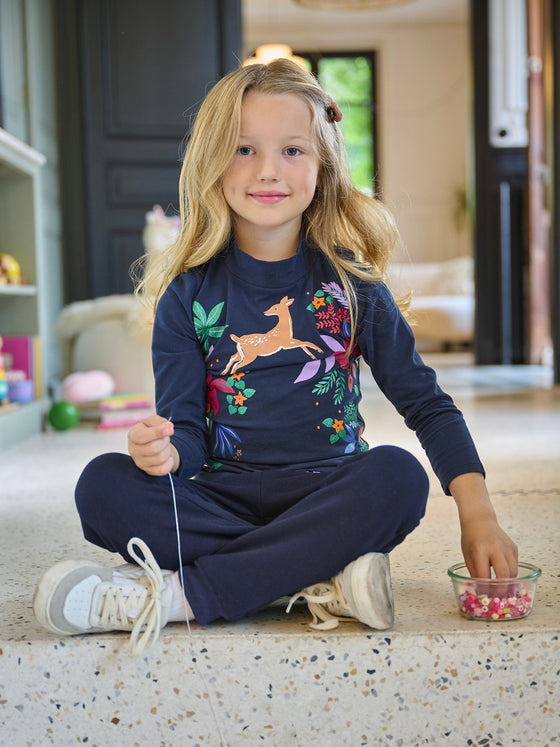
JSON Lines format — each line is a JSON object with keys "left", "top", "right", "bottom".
{"left": 0, "top": 128, "right": 47, "bottom": 449}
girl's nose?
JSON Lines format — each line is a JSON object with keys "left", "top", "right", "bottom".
{"left": 256, "top": 152, "right": 280, "bottom": 181}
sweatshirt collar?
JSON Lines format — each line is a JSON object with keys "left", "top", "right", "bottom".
{"left": 225, "top": 231, "right": 314, "bottom": 289}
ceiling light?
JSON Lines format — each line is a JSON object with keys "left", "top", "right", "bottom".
{"left": 292, "top": 0, "right": 413, "bottom": 9}
{"left": 243, "top": 44, "right": 306, "bottom": 68}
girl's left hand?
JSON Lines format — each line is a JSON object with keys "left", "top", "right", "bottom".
{"left": 459, "top": 515, "right": 518, "bottom": 579}
{"left": 449, "top": 472, "right": 518, "bottom": 579}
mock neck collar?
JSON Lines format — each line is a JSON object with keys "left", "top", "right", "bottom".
{"left": 225, "top": 232, "right": 314, "bottom": 289}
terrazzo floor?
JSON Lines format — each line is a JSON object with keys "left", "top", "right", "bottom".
{"left": 1, "top": 354, "right": 559, "bottom": 746}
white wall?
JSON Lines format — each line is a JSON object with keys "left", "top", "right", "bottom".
{"left": 243, "top": 5, "right": 472, "bottom": 262}
{"left": 379, "top": 24, "right": 471, "bottom": 261}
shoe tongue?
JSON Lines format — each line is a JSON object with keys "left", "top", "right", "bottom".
{"left": 308, "top": 582, "right": 336, "bottom": 599}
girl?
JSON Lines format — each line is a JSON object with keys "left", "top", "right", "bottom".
{"left": 34, "top": 60, "right": 518, "bottom": 655}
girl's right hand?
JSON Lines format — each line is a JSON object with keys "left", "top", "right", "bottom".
{"left": 128, "top": 414, "right": 180, "bottom": 476}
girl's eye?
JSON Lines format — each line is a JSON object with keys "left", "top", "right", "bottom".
{"left": 285, "top": 147, "right": 302, "bottom": 157}
{"left": 238, "top": 146, "right": 253, "bottom": 156}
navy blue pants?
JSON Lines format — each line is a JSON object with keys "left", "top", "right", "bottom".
{"left": 75, "top": 446, "right": 429, "bottom": 625}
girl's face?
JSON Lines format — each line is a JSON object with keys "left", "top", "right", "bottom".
{"left": 222, "top": 92, "right": 320, "bottom": 255}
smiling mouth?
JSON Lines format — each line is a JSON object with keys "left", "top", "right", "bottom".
{"left": 249, "top": 191, "right": 288, "bottom": 204}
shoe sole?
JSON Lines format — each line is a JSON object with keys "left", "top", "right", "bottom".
{"left": 33, "top": 559, "right": 99, "bottom": 636}
{"left": 348, "top": 553, "right": 394, "bottom": 630}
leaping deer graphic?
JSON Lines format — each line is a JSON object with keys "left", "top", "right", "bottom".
{"left": 221, "top": 296, "right": 323, "bottom": 375}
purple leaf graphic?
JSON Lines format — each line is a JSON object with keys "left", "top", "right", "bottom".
{"left": 319, "top": 335, "right": 345, "bottom": 352}
{"left": 294, "top": 359, "right": 321, "bottom": 383}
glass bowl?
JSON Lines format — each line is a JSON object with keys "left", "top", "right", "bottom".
{"left": 447, "top": 562, "right": 541, "bottom": 621}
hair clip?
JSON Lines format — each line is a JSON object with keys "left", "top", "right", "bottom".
{"left": 326, "top": 98, "right": 343, "bottom": 123}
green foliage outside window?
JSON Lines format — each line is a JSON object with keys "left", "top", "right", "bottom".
{"left": 302, "top": 54, "right": 375, "bottom": 193}
{"left": 317, "top": 56, "right": 374, "bottom": 193}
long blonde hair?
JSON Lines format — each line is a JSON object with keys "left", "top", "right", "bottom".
{"left": 136, "top": 59, "right": 404, "bottom": 349}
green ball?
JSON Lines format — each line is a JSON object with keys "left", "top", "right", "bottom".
{"left": 48, "top": 400, "right": 80, "bottom": 431}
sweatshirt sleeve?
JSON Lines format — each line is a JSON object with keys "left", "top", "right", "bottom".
{"left": 357, "top": 282, "right": 484, "bottom": 494}
{"left": 152, "top": 274, "right": 209, "bottom": 478}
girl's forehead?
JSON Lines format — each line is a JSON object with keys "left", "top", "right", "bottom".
{"left": 241, "top": 91, "right": 312, "bottom": 117}
{"left": 239, "top": 92, "right": 314, "bottom": 134}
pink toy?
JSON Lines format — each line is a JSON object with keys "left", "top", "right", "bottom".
{"left": 61, "top": 370, "right": 115, "bottom": 404}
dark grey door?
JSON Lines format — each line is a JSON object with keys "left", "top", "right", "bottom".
{"left": 55, "top": 0, "right": 241, "bottom": 300}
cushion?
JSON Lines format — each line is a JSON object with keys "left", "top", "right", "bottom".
{"left": 409, "top": 295, "right": 474, "bottom": 344}
{"left": 388, "top": 256, "right": 474, "bottom": 297}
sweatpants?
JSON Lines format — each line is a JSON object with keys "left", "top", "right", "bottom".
{"left": 75, "top": 445, "right": 429, "bottom": 626}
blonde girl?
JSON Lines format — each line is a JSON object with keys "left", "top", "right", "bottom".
{"left": 140, "top": 59, "right": 399, "bottom": 342}
{"left": 34, "top": 60, "right": 517, "bottom": 655}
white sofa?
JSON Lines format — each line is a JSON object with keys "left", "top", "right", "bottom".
{"left": 55, "top": 294, "right": 155, "bottom": 402}
{"left": 388, "top": 256, "right": 474, "bottom": 349}
{"left": 55, "top": 206, "right": 179, "bottom": 402}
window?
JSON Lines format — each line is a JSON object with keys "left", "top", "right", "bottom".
{"left": 297, "top": 52, "right": 377, "bottom": 194}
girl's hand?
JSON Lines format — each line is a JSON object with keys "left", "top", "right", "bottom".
{"left": 128, "top": 414, "right": 180, "bottom": 476}
{"left": 449, "top": 472, "right": 518, "bottom": 579}
{"left": 459, "top": 515, "right": 518, "bottom": 579}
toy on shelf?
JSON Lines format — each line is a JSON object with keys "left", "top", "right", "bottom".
{"left": 0, "top": 254, "right": 23, "bottom": 285}
{"left": 1, "top": 335, "right": 38, "bottom": 402}
{"left": 0, "top": 337, "right": 9, "bottom": 402}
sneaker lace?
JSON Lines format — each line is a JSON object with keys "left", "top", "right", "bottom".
{"left": 286, "top": 578, "right": 352, "bottom": 631}
{"left": 97, "top": 538, "right": 166, "bottom": 656}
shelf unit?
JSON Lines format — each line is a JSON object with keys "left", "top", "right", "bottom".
{"left": 0, "top": 128, "right": 47, "bottom": 449}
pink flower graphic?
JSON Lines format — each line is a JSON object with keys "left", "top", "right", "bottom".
{"left": 206, "top": 373, "right": 235, "bottom": 416}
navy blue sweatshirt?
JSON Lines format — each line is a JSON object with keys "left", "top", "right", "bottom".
{"left": 153, "top": 235, "right": 484, "bottom": 494}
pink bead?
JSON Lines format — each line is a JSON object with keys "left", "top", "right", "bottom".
{"left": 456, "top": 584, "right": 533, "bottom": 620}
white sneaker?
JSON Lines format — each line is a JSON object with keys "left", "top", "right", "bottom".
{"left": 33, "top": 538, "right": 173, "bottom": 656}
{"left": 287, "top": 553, "right": 394, "bottom": 631}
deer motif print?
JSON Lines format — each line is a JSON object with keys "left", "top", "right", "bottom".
{"left": 221, "top": 296, "right": 323, "bottom": 375}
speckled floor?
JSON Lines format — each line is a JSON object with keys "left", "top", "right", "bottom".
{"left": 1, "top": 355, "right": 559, "bottom": 746}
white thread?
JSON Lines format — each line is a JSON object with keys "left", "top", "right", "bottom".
{"left": 168, "top": 470, "right": 228, "bottom": 747}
